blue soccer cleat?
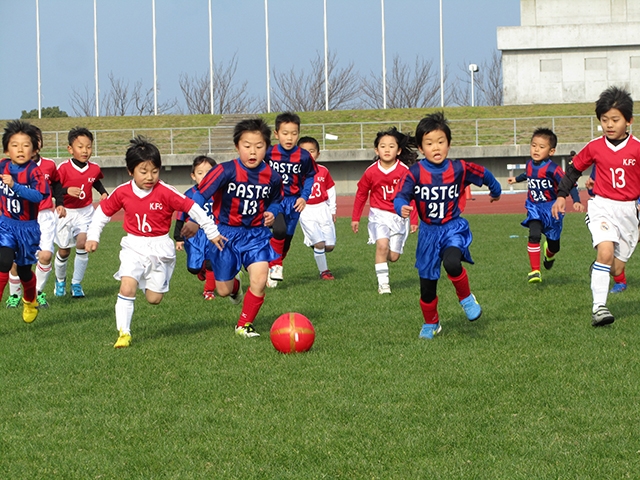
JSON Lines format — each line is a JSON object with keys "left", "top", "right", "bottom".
{"left": 610, "top": 282, "right": 627, "bottom": 294}
{"left": 419, "top": 323, "right": 442, "bottom": 339}
{"left": 460, "top": 293, "right": 482, "bottom": 321}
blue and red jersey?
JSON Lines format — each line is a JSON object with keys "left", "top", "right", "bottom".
{"left": 178, "top": 185, "right": 214, "bottom": 222}
{"left": 0, "top": 159, "right": 49, "bottom": 221}
{"left": 394, "top": 158, "right": 501, "bottom": 225}
{"left": 266, "top": 144, "right": 317, "bottom": 200}
{"left": 195, "top": 158, "right": 283, "bottom": 228}
{"left": 514, "top": 159, "right": 564, "bottom": 203}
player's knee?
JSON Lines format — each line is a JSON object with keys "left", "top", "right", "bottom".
{"left": 442, "top": 248, "right": 463, "bottom": 277}
{"left": 187, "top": 267, "right": 201, "bottom": 275}
{"left": 17, "top": 265, "right": 33, "bottom": 282}
{"left": 528, "top": 234, "right": 541, "bottom": 244}
{"left": 37, "top": 251, "right": 53, "bottom": 264}
{"left": 145, "top": 291, "right": 164, "bottom": 304}
{"left": 547, "top": 239, "right": 560, "bottom": 254}
{"left": 0, "top": 248, "right": 15, "bottom": 273}
{"left": 325, "top": 245, "right": 334, "bottom": 253}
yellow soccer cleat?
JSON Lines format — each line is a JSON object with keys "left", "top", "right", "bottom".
{"left": 114, "top": 330, "right": 132, "bottom": 349}
{"left": 22, "top": 298, "right": 39, "bottom": 323}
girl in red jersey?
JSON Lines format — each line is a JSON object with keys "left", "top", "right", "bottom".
{"left": 351, "top": 127, "right": 418, "bottom": 294}
{"left": 85, "top": 137, "right": 224, "bottom": 349}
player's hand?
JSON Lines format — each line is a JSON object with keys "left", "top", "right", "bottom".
{"left": 490, "top": 195, "right": 501, "bottom": 203}
{"left": 584, "top": 177, "right": 595, "bottom": 190}
{"left": 55, "top": 205, "right": 67, "bottom": 218}
{"left": 1, "top": 174, "right": 14, "bottom": 188}
{"left": 175, "top": 241, "right": 184, "bottom": 251}
{"left": 100, "top": 193, "right": 108, "bottom": 200}
{"left": 507, "top": 177, "right": 516, "bottom": 184}
{"left": 401, "top": 205, "right": 414, "bottom": 218}
{"left": 85, "top": 240, "right": 99, "bottom": 252}
{"left": 332, "top": 214, "right": 337, "bottom": 223}
{"left": 410, "top": 224, "right": 418, "bottom": 234}
{"left": 67, "top": 187, "right": 82, "bottom": 198}
{"left": 210, "top": 234, "right": 227, "bottom": 251}
{"left": 351, "top": 221, "right": 359, "bottom": 234}
{"left": 180, "top": 221, "right": 200, "bottom": 239}
{"left": 294, "top": 198, "right": 307, "bottom": 212}
{"left": 264, "top": 211, "right": 275, "bottom": 227}
{"left": 573, "top": 202, "right": 585, "bottom": 213}
{"left": 552, "top": 197, "right": 566, "bottom": 219}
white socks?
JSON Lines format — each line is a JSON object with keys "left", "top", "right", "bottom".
{"left": 314, "top": 248, "right": 328, "bottom": 273}
{"left": 35, "top": 260, "right": 52, "bottom": 293}
{"left": 8, "top": 273, "right": 21, "bottom": 297}
{"left": 115, "top": 295, "right": 136, "bottom": 334}
{"left": 375, "top": 262, "right": 389, "bottom": 286}
{"left": 72, "top": 249, "right": 89, "bottom": 284}
{"left": 591, "top": 262, "right": 611, "bottom": 312}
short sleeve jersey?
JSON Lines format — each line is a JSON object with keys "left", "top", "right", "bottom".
{"left": 0, "top": 159, "right": 50, "bottom": 221}
{"left": 306, "top": 164, "right": 335, "bottom": 206}
{"left": 36, "top": 157, "right": 59, "bottom": 210}
{"left": 100, "top": 180, "right": 194, "bottom": 237}
{"left": 352, "top": 160, "right": 410, "bottom": 219}
{"left": 266, "top": 144, "right": 317, "bottom": 199}
{"left": 57, "top": 159, "right": 104, "bottom": 209}
{"left": 523, "top": 158, "right": 564, "bottom": 203}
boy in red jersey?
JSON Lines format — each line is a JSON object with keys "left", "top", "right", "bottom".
{"left": 54, "top": 127, "right": 108, "bottom": 298}
{"left": 85, "top": 137, "right": 223, "bottom": 348}
{"left": 552, "top": 86, "right": 640, "bottom": 327}
{"left": 0, "top": 120, "right": 50, "bottom": 323}
{"left": 297, "top": 136, "right": 337, "bottom": 280}
{"left": 394, "top": 112, "right": 501, "bottom": 339}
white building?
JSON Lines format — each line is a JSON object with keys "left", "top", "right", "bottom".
{"left": 497, "top": 0, "right": 640, "bottom": 105}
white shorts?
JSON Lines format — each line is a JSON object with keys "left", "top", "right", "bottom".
{"left": 55, "top": 205, "right": 94, "bottom": 248}
{"left": 367, "top": 207, "right": 410, "bottom": 254}
{"left": 115, "top": 234, "right": 176, "bottom": 293}
{"left": 299, "top": 203, "right": 336, "bottom": 247}
{"left": 38, "top": 208, "right": 57, "bottom": 253}
{"left": 586, "top": 195, "right": 639, "bottom": 262}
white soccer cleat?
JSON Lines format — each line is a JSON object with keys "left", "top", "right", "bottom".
{"left": 269, "top": 265, "right": 284, "bottom": 281}
{"left": 378, "top": 283, "right": 391, "bottom": 294}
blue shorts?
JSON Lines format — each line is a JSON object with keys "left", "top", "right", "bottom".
{"left": 184, "top": 229, "right": 208, "bottom": 271}
{"left": 521, "top": 201, "right": 563, "bottom": 241}
{"left": 207, "top": 225, "right": 278, "bottom": 282}
{"left": 0, "top": 217, "right": 41, "bottom": 266}
{"left": 281, "top": 196, "right": 302, "bottom": 236}
{"left": 415, "top": 217, "right": 473, "bottom": 280}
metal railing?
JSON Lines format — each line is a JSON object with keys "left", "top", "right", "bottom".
{"left": 40, "top": 115, "right": 612, "bottom": 159}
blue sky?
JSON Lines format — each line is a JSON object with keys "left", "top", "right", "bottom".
{"left": 0, "top": 0, "right": 520, "bottom": 119}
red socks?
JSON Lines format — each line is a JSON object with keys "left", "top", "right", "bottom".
{"left": 269, "top": 238, "right": 285, "bottom": 267}
{"left": 448, "top": 268, "right": 471, "bottom": 301}
{"left": 527, "top": 242, "right": 541, "bottom": 271}
{"left": 204, "top": 269, "right": 216, "bottom": 292}
{"left": 613, "top": 271, "right": 627, "bottom": 284}
{"left": 420, "top": 298, "right": 439, "bottom": 324}
{"left": 238, "top": 288, "right": 265, "bottom": 327}
{"left": 21, "top": 272, "right": 36, "bottom": 303}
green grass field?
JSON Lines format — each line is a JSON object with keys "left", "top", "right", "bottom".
{"left": 2, "top": 214, "right": 640, "bottom": 479}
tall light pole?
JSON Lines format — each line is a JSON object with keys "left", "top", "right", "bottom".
{"left": 439, "top": 0, "right": 444, "bottom": 107}
{"left": 264, "top": 0, "right": 271, "bottom": 113}
{"left": 381, "top": 0, "right": 387, "bottom": 109}
{"left": 469, "top": 64, "right": 478, "bottom": 107}
{"left": 36, "top": 0, "right": 42, "bottom": 118}
{"left": 152, "top": 0, "right": 158, "bottom": 115}
{"left": 323, "top": 0, "right": 329, "bottom": 111}
{"left": 208, "top": 0, "right": 214, "bottom": 115}
{"left": 94, "top": 0, "right": 100, "bottom": 117}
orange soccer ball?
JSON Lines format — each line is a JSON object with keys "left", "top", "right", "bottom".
{"left": 270, "top": 312, "right": 315, "bottom": 354}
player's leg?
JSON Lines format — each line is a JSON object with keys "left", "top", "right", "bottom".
{"left": 54, "top": 212, "right": 74, "bottom": 296}
{"left": 268, "top": 212, "right": 287, "bottom": 286}
{"left": 543, "top": 238, "right": 560, "bottom": 271}
{"left": 234, "top": 261, "right": 268, "bottom": 338}
{"left": 610, "top": 265, "right": 627, "bottom": 293}
{"left": 71, "top": 232, "right": 88, "bottom": 298}
{"left": 204, "top": 260, "right": 216, "bottom": 300}
{"left": 114, "top": 276, "right": 138, "bottom": 348}
{"left": 442, "top": 246, "right": 482, "bottom": 321}
{"left": 17, "top": 264, "right": 38, "bottom": 323}
{"left": 54, "top": 247, "right": 70, "bottom": 295}
{"left": 314, "top": 241, "right": 333, "bottom": 280}
{"left": 591, "top": 240, "right": 615, "bottom": 326}
{"left": 527, "top": 220, "right": 542, "bottom": 283}
{"left": 419, "top": 277, "right": 442, "bottom": 339}
{"left": 6, "top": 262, "right": 21, "bottom": 308}
{"left": 375, "top": 237, "right": 391, "bottom": 294}
{"left": 35, "top": 250, "right": 53, "bottom": 307}
{"left": 0, "top": 247, "right": 15, "bottom": 302}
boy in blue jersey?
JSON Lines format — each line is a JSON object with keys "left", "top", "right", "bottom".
{"left": 507, "top": 128, "right": 584, "bottom": 283}
{"left": 0, "top": 120, "right": 50, "bottom": 323}
{"left": 394, "top": 112, "right": 501, "bottom": 340}
{"left": 185, "top": 118, "right": 284, "bottom": 338}
{"left": 265, "top": 112, "right": 317, "bottom": 287}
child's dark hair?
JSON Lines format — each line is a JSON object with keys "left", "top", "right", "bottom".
{"left": 374, "top": 127, "right": 418, "bottom": 165}
{"left": 531, "top": 127, "right": 557, "bottom": 149}
{"left": 125, "top": 136, "right": 161, "bottom": 173}
{"left": 595, "top": 86, "right": 633, "bottom": 122}
{"left": 192, "top": 155, "right": 216, "bottom": 173}
{"left": 2, "top": 120, "right": 39, "bottom": 152}
{"left": 32, "top": 125, "right": 43, "bottom": 147}
{"left": 415, "top": 111, "right": 452, "bottom": 146}
{"left": 275, "top": 111, "right": 301, "bottom": 131}
{"left": 233, "top": 118, "right": 271, "bottom": 147}
{"left": 297, "top": 136, "right": 320, "bottom": 152}
{"left": 68, "top": 126, "right": 93, "bottom": 145}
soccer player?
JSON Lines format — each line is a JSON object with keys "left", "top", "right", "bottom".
{"left": 507, "top": 128, "right": 583, "bottom": 283}
{"left": 265, "top": 112, "right": 317, "bottom": 287}
{"left": 0, "top": 120, "right": 50, "bottom": 323}
{"left": 351, "top": 127, "right": 418, "bottom": 294}
{"left": 394, "top": 112, "right": 501, "bottom": 339}
{"left": 297, "top": 136, "right": 337, "bottom": 280}
{"left": 552, "top": 86, "right": 640, "bottom": 327}
{"left": 54, "top": 127, "right": 108, "bottom": 298}
{"left": 85, "top": 137, "right": 224, "bottom": 348}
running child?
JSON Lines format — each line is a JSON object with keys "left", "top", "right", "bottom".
{"left": 351, "top": 127, "right": 418, "bottom": 294}
{"left": 54, "top": 127, "right": 108, "bottom": 298}
{"left": 506, "top": 128, "right": 583, "bottom": 283}
{"left": 184, "top": 118, "right": 283, "bottom": 338}
{"left": 552, "top": 86, "right": 640, "bottom": 327}
{"left": 394, "top": 112, "right": 501, "bottom": 339}
{"left": 85, "top": 137, "right": 224, "bottom": 348}
{"left": 265, "top": 112, "right": 317, "bottom": 287}
{"left": 297, "top": 136, "right": 336, "bottom": 280}
{"left": 0, "top": 120, "right": 50, "bottom": 323}
{"left": 173, "top": 155, "right": 217, "bottom": 300}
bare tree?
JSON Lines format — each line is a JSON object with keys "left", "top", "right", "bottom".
{"left": 450, "top": 51, "right": 503, "bottom": 107}
{"left": 69, "top": 84, "right": 96, "bottom": 116}
{"left": 131, "top": 81, "right": 178, "bottom": 115}
{"left": 102, "top": 72, "right": 133, "bottom": 116}
{"left": 271, "top": 51, "right": 360, "bottom": 112}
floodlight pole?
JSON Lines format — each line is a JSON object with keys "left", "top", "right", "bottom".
{"left": 469, "top": 64, "right": 478, "bottom": 107}
{"left": 94, "top": 0, "right": 100, "bottom": 117}
{"left": 381, "top": 0, "right": 387, "bottom": 109}
{"left": 439, "top": 0, "right": 444, "bottom": 107}
{"left": 36, "top": 0, "right": 42, "bottom": 118}
{"left": 152, "top": 0, "right": 158, "bottom": 115}
{"left": 323, "top": 0, "right": 329, "bottom": 111}
{"left": 208, "top": 0, "right": 214, "bottom": 115}
{"left": 264, "top": 0, "right": 271, "bottom": 113}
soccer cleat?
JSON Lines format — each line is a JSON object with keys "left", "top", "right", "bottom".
{"left": 229, "top": 273, "right": 244, "bottom": 305}
{"left": 36, "top": 291, "right": 49, "bottom": 308}
{"left": 542, "top": 241, "right": 555, "bottom": 270}
{"left": 266, "top": 270, "right": 278, "bottom": 288}
{"left": 419, "top": 322, "right": 442, "bottom": 340}
{"left": 54, "top": 280, "right": 66, "bottom": 297}
{"left": 591, "top": 306, "right": 615, "bottom": 327}
{"left": 460, "top": 293, "right": 482, "bottom": 321}
{"left": 269, "top": 265, "right": 284, "bottom": 281}
{"left": 378, "top": 283, "right": 391, "bottom": 294}
{"left": 203, "top": 290, "right": 216, "bottom": 300}
{"left": 528, "top": 270, "right": 542, "bottom": 283}
{"left": 71, "top": 283, "right": 85, "bottom": 298}
{"left": 114, "top": 330, "right": 132, "bottom": 348}
{"left": 6, "top": 294, "right": 21, "bottom": 308}
{"left": 610, "top": 282, "right": 627, "bottom": 294}
{"left": 235, "top": 323, "right": 260, "bottom": 338}
{"left": 319, "top": 270, "right": 335, "bottom": 280}
{"left": 22, "top": 298, "right": 39, "bottom": 323}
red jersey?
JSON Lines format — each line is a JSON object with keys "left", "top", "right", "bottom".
{"left": 307, "top": 164, "right": 335, "bottom": 206}
{"left": 572, "top": 135, "right": 640, "bottom": 201}
{"left": 57, "top": 159, "right": 104, "bottom": 209}
{"left": 36, "top": 157, "right": 59, "bottom": 211}
{"left": 99, "top": 180, "right": 194, "bottom": 237}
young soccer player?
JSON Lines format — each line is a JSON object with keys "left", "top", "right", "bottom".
{"left": 54, "top": 127, "right": 108, "bottom": 298}
{"left": 173, "top": 155, "right": 217, "bottom": 299}
{"left": 184, "top": 118, "right": 283, "bottom": 338}
{"left": 297, "top": 136, "right": 336, "bottom": 280}
{"left": 507, "top": 128, "right": 584, "bottom": 283}
{"left": 394, "top": 112, "right": 501, "bottom": 339}
{"left": 0, "top": 120, "right": 50, "bottom": 323}
{"left": 552, "top": 86, "right": 640, "bottom": 327}
{"left": 351, "top": 127, "right": 418, "bottom": 294}
{"left": 85, "top": 137, "right": 224, "bottom": 348}
{"left": 265, "top": 112, "right": 317, "bottom": 287}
